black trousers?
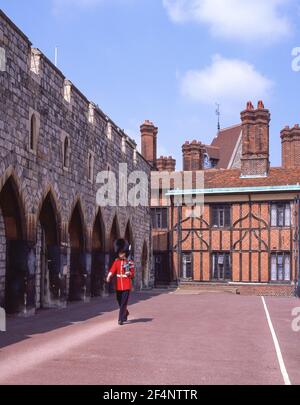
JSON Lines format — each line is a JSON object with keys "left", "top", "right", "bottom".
{"left": 116, "top": 290, "right": 130, "bottom": 322}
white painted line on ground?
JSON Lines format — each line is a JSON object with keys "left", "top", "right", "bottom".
{"left": 0, "top": 319, "right": 117, "bottom": 383}
{"left": 261, "top": 296, "right": 291, "bottom": 386}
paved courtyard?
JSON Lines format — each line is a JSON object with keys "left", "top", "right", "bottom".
{"left": 0, "top": 291, "right": 299, "bottom": 385}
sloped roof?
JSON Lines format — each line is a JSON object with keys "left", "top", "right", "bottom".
{"left": 205, "top": 145, "right": 220, "bottom": 160}
{"left": 166, "top": 167, "right": 300, "bottom": 194}
{"left": 204, "top": 167, "right": 300, "bottom": 189}
{"left": 210, "top": 125, "right": 242, "bottom": 169}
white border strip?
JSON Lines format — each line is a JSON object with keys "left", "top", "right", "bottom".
{"left": 261, "top": 297, "right": 291, "bottom": 385}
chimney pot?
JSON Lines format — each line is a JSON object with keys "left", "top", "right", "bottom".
{"left": 257, "top": 100, "right": 265, "bottom": 109}
{"left": 246, "top": 101, "right": 254, "bottom": 110}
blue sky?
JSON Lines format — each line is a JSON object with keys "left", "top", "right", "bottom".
{"left": 1, "top": 0, "right": 300, "bottom": 168}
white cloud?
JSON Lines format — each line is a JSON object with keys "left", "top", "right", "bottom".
{"left": 180, "top": 55, "right": 274, "bottom": 112}
{"left": 163, "top": 0, "right": 292, "bottom": 43}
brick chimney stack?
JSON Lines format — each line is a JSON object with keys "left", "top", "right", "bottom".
{"left": 140, "top": 120, "right": 158, "bottom": 168}
{"left": 156, "top": 156, "right": 176, "bottom": 172}
{"left": 281, "top": 124, "right": 300, "bottom": 169}
{"left": 182, "top": 140, "right": 205, "bottom": 171}
{"left": 240, "top": 100, "right": 270, "bottom": 177}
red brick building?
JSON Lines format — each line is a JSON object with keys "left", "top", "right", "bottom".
{"left": 142, "top": 102, "right": 300, "bottom": 296}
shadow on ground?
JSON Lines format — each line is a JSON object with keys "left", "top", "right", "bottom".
{"left": 0, "top": 291, "right": 165, "bottom": 349}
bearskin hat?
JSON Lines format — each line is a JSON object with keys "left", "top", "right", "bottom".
{"left": 114, "top": 239, "right": 130, "bottom": 256}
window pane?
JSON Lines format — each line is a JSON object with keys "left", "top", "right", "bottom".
{"left": 285, "top": 204, "right": 291, "bottom": 227}
{"left": 271, "top": 205, "right": 277, "bottom": 227}
{"left": 156, "top": 213, "right": 161, "bottom": 229}
{"left": 284, "top": 255, "right": 291, "bottom": 281}
{"left": 224, "top": 254, "right": 232, "bottom": 280}
{"left": 278, "top": 207, "right": 284, "bottom": 227}
{"left": 151, "top": 210, "right": 156, "bottom": 228}
{"left": 278, "top": 264, "right": 284, "bottom": 281}
{"left": 271, "top": 255, "right": 277, "bottom": 281}
{"left": 213, "top": 254, "right": 218, "bottom": 279}
{"left": 219, "top": 263, "right": 224, "bottom": 279}
{"left": 219, "top": 209, "right": 224, "bottom": 227}
{"left": 277, "top": 254, "right": 284, "bottom": 281}
{"left": 162, "top": 209, "right": 168, "bottom": 229}
{"left": 225, "top": 207, "right": 231, "bottom": 227}
{"left": 212, "top": 208, "right": 218, "bottom": 227}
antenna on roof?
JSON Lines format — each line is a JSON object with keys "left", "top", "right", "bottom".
{"left": 215, "top": 103, "right": 221, "bottom": 132}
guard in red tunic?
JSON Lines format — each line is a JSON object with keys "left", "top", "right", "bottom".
{"left": 106, "top": 239, "right": 135, "bottom": 325}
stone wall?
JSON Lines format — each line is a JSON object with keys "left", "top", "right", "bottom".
{"left": 0, "top": 10, "right": 152, "bottom": 313}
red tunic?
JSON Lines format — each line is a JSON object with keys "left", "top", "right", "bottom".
{"left": 108, "top": 258, "right": 135, "bottom": 291}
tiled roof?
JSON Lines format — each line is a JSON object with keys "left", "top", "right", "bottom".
{"left": 204, "top": 167, "right": 300, "bottom": 189}
{"left": 165, "top": 168, "right": 300, "bottom": 192}
{"left": 205, "top": 145, "right": 220, "bottom": 160}
{"left": 211, "top": 125, "right": 242, "bottom": 169}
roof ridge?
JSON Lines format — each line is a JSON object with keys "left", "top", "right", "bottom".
{"left": 218, "top": 123, "right": 241, "bottom": 132}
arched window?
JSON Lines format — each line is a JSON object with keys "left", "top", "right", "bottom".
{"left": 63, "top": 136, "right": 70, "bottom": 169}
{"left": 30, "top": 114, "right": 37, "bottom": 152}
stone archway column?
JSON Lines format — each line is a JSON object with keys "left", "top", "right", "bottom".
{"left": 59, "top": 221, "right": 69, "bottom": 307}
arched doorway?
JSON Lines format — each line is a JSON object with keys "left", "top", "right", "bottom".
{"left": 69, "top": 203, "right": 86, "bottom": 301}
{"left": 125, "top": 221, "right": 134, "bottom": 259}
{"left": 141, "top": 241, "right": 148, "bottom": 288}
{"left": 37, "top": 193, "right": 60, "bottom": 308}
{"left": 0, "top": 177, "right": 28, "bottom": 314}
{"left": 91, "top": 210, "right": 105, "bottom": 297}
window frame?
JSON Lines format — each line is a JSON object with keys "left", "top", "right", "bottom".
{"left": 211, "top": 252, "right": 232, "bottom": 282}
{"left": 181, "top": 252, "right": 193, "bottom": 280}
{"left": 211, "top": 204, "right": 231, "bottom": 228}
{"left": 270, "top": 252, "right": 291, "bottom": 283}
{"left": 270, "top": 202, "right": 291, "bottom": 228}
{"left": 151, "top": 208, "right": 168, "bottom": 230}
